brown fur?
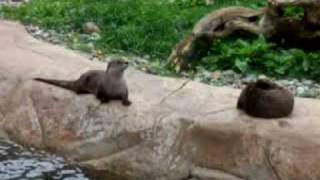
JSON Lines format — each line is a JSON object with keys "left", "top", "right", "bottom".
{"left": 237, "top": 79, "right": 294, "bottom": 118}
{"left": 34, "top": 59, "right": 131, "bottom": 106}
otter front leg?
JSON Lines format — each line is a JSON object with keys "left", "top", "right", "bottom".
{"left": 96, "top": 88, "right": 110, "bottom": 103}
{"left": 121, "top": 89, "right": 132, "bottom": 106}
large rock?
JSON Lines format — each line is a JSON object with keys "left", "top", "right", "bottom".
{"left": 0, "top": 20, "right": 320, "bottom": 180}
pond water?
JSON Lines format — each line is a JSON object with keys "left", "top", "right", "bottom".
{"left": 0, "top": 139, "right": 90, "bottom": 180}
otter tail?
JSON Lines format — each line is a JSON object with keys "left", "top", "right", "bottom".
{"left": 34, "top": 78, "right": 77, "bottom": 92}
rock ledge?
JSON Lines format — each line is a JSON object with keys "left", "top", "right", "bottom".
{"left": 0, "top": 21, "right": 320, "bottom": 180}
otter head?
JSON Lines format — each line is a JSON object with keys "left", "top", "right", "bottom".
{"left": 106, "top": 59, "right": 129, "bottom": 75}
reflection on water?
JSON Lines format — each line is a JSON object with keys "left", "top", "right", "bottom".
{"left": 0, "top": 139, "right": 89, "bottom": 180}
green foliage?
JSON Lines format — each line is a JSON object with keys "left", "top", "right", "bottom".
{"left": 201, "top": 37, "right": 320, "bottom": 80}
{"left": 1, "top": 0, "right": 320, "bottom": 81}
{"left": 1, "top": 0, "right": 212, "bottom": 59}
{"left": 0, "top": 0, "right": 265, "bottom": 58}
{"left": 173, "top": 0, "right": 208, "bottom": 7}
{"left": 283, "top": 6, "right": 305, "bottom": 18}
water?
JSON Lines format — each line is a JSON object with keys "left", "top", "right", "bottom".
{"left": 0, "top": 139, "right": 90, "bottom": 180}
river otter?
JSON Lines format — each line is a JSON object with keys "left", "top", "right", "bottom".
{"left": 34, "top": 59, "right": 131, "bottom": 106}
{"left": 237, "top": 79, "right": 294, "bottom": 118}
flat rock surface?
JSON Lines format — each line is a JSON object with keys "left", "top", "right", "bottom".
{"left": 0, "top": 20, "right": 320, "bottom": 180}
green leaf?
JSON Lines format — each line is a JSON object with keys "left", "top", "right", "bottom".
{"left": 275, "top": 66, "right": 286, "bottom": 75}
{"left": 302, "top": 59, "right": 310, "bottom": 71}
{"left": 235, "top": 58, "right": 249, "bottom": 73}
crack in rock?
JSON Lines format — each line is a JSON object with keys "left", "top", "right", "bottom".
{"left": 159, "top": 80, "right": 190, "bottom": 104}
{"left": 29, "top": 92, "right": 47, "bottom": 148}
{"left": 263, "top": 146, "right": 283, "bottom": 180}
{"left": 201, "top": 106, "right": 235, "bottom": 117}
{"left": 191, "top": 166, "right": 246, "bottom": 180}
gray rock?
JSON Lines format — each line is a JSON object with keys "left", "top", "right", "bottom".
{"left": 304, "top": 80, "right": 313, "bottom": 85}
{"left": 89, "top": 33, "right": 101, "bottom": 41}
{"left": 296, "top": 86, "right": 306, "bottom": 96}
{"left": 257, "top": 74, "right": 268, "bottom": 80}
{"left": 49, "top": 38, "right": 61, "bottom": 44}
{"left": 242, "top": 74, "right": 257, "bottom": 83}
{"left": 34, "top": 30, "right": 43, "bottom": 37}
{"left": 87, "top": 42, "right": 94, "bottom": 51}
{"left": 277, "top": 80, "right": 289, "bottom": 86}
{"left": 223, "top": 70, "right": 236, "bottom": 76}
{"left": 79, "top": 34, "right": 91, "bottom": 41}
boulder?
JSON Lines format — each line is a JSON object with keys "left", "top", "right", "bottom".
{"left": 82, "top": 22, "right": 101, "bottom": 34}
{"left": 1, "top": 20, "right": 320, "bottom": 180}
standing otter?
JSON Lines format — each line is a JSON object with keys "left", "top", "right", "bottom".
{"left": 237, "top": 79, "right": 294, "bottom": 118}
{"left": 34, "top": 59, "right": 131, "bottom": 106}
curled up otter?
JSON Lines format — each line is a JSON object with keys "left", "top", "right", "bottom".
{"left": 34, "top": 59, "right": 131, "bottom": 106}
{"left": 237, "top": 79, "right": 294, "bottom": 118}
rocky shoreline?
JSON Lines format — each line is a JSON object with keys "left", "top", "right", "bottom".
{"left": 194, "top": 68, "right": 320, "bottom": 98}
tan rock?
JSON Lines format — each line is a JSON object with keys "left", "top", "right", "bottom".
{"left": 1, "top": 20, "right": 320, "bottom": 180}
{"left": 82, "top": 22, "right": 100, "bottom": 34}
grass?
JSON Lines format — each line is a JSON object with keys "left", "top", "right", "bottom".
{"left": 1, "top": 0, "right": 320, "bottom": 81}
